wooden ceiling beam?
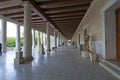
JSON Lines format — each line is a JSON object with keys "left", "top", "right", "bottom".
{"left": 0, "top": 5, "right": 23, "bottom": 11}
{"left": 38, "top": 0, "right": 92, "bottom": 9}
{"left": 0, "top": 8, "right": 24, "bottom": 15}
{"left": 4, "top": 12, "right": 24, "bottom": 16}
{"left": 32, "top": 21, "right": 47, "bottom": 23}
{"left": 0, "top": 0, "right": 22, "bottom": 9}
{"left": 51, "top": 15, "right": 83, "bottom": 19}
{"left": 45, "top": 7, "right": 88, "bottom": 14}
{"left": 52, "top": 17, "right": 82, "bottom": 21}
{"left": 6, "top": 13, "right": 37, "bottom": 18}
{"left": 47, "top": 10, "right": 87, "bottom": 16}
{"left": 49, "top": 12, "right": 85, "bottom": 18}
{"left": 43, "top": 2, "right": 90, "bottom": 11}
{"left": 54, "top": 20, "right": 81, "bottom": 23}
{"left": 54, "top": 22, "right": 80, "bottom": 24}
{"left": 51, "top": 16, "right": 83, "bottom": 20}
{"left": 12, "top": 15, "right": 39, "bottom": 19}
{"left": 17, "top": 19, "right": 46, "bottom": 23}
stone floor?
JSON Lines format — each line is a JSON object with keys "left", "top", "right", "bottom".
{"left": 0, "top": 45, "right": 118, "bottom": 80}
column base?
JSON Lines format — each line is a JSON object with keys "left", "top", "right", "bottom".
{"left": 52, "top": 47, "right": 57, "bottom": 50}
{"left": 40, "top": 44, "right": 45, "bottom": 55}
{"left": 89, "top": 53, "right": 97, "bottom": 61}
{"left": 14, "top": 51, "right": 25, "bottom": 64}
{"left": 24, "top": 56, "right": 34, "bottom": 61}
{"left": 46, "top": 49, "right": 51, "bottom": 53}
{"left": 81, "top": 51, "right": 90, "bottom": 58}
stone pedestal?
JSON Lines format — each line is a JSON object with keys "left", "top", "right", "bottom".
{"left": 14, "top": 51, "right": 24, "bottom": 64}
{"left": 81, "top": 51, "right": 89, "bottom": 58}
{"left": 40, "top": 44, "right": 45, "bottom": 55}
{"left": 89, "top": 53, "right": 97, "bottom": 61}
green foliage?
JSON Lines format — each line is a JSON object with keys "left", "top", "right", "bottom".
{"left": 7, "top": 37, "right": 16, "bottom": 47}
{"left": 35, "top": 38, "right": 37, "bottom": 45}
{"left": 20, "top": 38, "right": 24, "bottom": 46}
{"left": 7, "top": 37, "right": 24, "bottom": 47}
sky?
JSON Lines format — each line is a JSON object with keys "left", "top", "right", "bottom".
{"left": 0, "top": 19, "right": 24, "bottom": 37}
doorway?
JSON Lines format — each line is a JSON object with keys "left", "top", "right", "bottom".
{"left": 116, "top": 8, "right": 120, "bottom": 60}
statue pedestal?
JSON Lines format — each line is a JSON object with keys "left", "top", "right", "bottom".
{"left": 89, "top": 53, "right": 97, "bottom": 61}
{"left": 81, "top": 51, "right": 89, "bottom": 58}
{"left": 40, "top": 44, "right": 45, "bottom": 55}
{"left": 14, "top": 51, "right": 24, "bottom": 64}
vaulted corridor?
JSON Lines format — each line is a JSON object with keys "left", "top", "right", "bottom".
{"left": 0, "top": 45, "right": 118, "bottom": 80}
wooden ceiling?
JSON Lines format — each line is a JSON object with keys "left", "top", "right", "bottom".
{"left": 0, "top": 0, "right": 93, "bottom": 39}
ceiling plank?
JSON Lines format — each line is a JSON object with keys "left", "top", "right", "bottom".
{"left": 0, "top": 8, "right": 24, "bottom": 15}
{"left": 45, "top": 7, "right": 88, "bottom": 14}
{"left": 49, "top": 12, "right": 85, "bottom": 18}
{"left": 43, "top": 2, "right": 90, "bottom": 11}
{"left": 12, "top": 15, "right": 39, "bottom": 19}
{"left": 50, "top": 15, "right": 83, "bottom": 19}
{"left": 52, "top": 18, "right": 82, "bottom": 21}
{"left": 46, "top": 10, "right": 86, "bottom": 16}
{"left": 38, "top": 0, "right": 92, "bottom": 9}
{"left": 6, "top": 13, "right": 37, "bottom": 18}
{"left": 0, "top": 0, "right": 22, "bottom": 9}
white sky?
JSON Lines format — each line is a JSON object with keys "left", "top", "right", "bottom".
{"left": 0, "top": 19, "right": 24, "bottom": 37}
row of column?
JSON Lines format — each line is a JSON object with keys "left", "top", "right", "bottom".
{"left": 1, "top": 2, "right": 66, "bottom": 61}
{"left": 1, "top": 20, "right": 64, "bottom": 54}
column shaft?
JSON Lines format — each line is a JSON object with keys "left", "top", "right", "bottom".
{"left": 16, "top": 24, "right": 20, "bottom": 51}
{"left": 23, "top": 2, "right": 33, "bottom": 60}
{"left": 58, "top": 33, "right": 60, "bottom": 46}
{"left": 54, "top": 29, "right": 57, "bottom": 47}
{"left": 32, "top": 28, "right": 35, "bottom": 48}
{"left": 46, "top": 22, "right": 51, "bottom": 51}
{"left": 37, "top": 31, "right": 40, "bottom": 52}
{"left": 41, "top": 32, "right": 44, "bottom": 44}
{"left": 1, "top": 19, "right": 7, "bottom": 53}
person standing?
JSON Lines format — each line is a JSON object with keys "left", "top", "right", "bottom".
{"left": 0, "top": 43, "right": 2, "bottom": 56}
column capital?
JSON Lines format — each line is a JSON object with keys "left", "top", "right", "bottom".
{"left": 22, "top": 1, "right": 31, "bottom": 6}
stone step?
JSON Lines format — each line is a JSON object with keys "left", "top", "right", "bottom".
{"left": 99, "top": 59, "right": 120, "bottom": 80}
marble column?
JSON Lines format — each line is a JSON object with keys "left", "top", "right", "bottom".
{"left": 37, "top": 31, "right": 40, "bottom": 52}
{"left": 23, "top": 2, "right": 33, "bottom": 61}
{"left": 60, "top": 34, "right": 62, "bottom": 46}
{"left": 32, "top": 28, "right": 35, "bottom": 48}
{"left": 41, "top": 32, "right": 44, "bottom": 44}
{"left": 14, "top": 24, "right": 24, "bottom": 64}
{"left": 54, "top": 29, "right": 57, "bottom": 48}
{"left": 16, "top": 24, "right": 20, "bottom": 51}
{"left": 58, "top": 32, "right": 60, "bottom": 46}
{"left": 1, "top": 19, "right": 7, "bottom": 53}
{"left": 46, "top": 22, "right": 51, "bottom": 51}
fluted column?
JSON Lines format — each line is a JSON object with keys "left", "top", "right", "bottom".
{"left": 1, "top": 19, "right": 7, "bottom": 53}
{"left": 46, "top": 22, "right": 51, "bottom": 51}
{"left": 16, "top": 24, "right": 20, "bottom": 51}
{"left": 23, "top": 2, "right": 33, "bottom": 61}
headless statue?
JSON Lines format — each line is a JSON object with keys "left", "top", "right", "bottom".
{"left": 84, "top": 34, "right": 89, "bottom": 51}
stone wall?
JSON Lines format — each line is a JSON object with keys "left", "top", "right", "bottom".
{"left": 72, "top": 0, "right": 118, "bottom": 59}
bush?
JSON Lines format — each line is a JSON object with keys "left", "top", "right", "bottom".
{"left": 7, "top": 37, "right": 16, "bottom": 47}
{"left": 20, "top": 38, "right": 24, "bottom": 46}
{"left": 7, "top": 37, "right": 24, "bottom": 47}
{"left": 35, "top": 38, "right": 37, "bottom": 45}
